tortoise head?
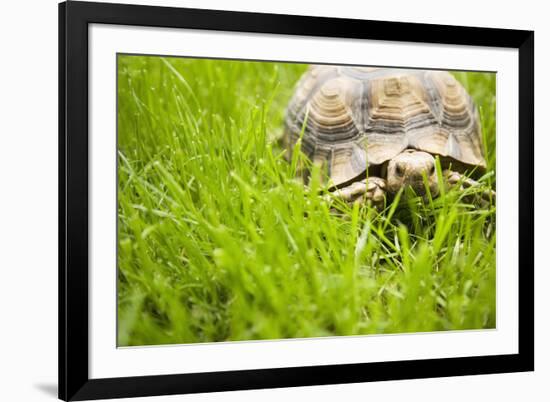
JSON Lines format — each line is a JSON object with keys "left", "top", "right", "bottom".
{"left": 384, "top": 150, "right": 439, "bottom": 197}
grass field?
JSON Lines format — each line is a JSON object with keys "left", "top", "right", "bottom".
{"left": 117, "top": 55, "right": 496, "bottom": 346}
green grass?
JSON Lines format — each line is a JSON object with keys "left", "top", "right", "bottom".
{"left": 117, "top": 55, "right": 496, "bottom": 346}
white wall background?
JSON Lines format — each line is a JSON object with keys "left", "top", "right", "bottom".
{"left": 0, "top": 0, "right": 545, "bottom": 401}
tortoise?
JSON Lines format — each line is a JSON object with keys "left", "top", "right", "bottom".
{"left": 283, "top": 65, "right": 494, "bottom": 206}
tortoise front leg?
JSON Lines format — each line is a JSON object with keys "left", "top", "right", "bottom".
{"left": 444, "top": 170, "right": 495, "bottom": 205}
{"left": 332, "top": 177, "right": 387, "bottom": 209}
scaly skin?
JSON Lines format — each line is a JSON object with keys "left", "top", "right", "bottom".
{"left": 331, "top": 150, "right": 494, "bottom": 209}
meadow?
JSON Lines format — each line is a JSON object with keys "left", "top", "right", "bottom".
{"left": 117, "top": 55, "right": 496, "bottom": 346}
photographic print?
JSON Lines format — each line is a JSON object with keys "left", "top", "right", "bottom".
{"left": 116, "top": 55, "right": 496, "bottom": 347}
{"left": 60, "top": 3, "right": 533, "bottom": 399}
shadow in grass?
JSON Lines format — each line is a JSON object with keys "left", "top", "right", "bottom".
{"left": 34, "top": 383, "right": 57, "bottom": 398}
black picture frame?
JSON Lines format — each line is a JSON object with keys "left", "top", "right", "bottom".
{"left": 59, "top": 1, "right": 534, "bottom": 400}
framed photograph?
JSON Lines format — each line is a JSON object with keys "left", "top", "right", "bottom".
{"left": 59, "top": 1, "right": 534, "bottom": 400}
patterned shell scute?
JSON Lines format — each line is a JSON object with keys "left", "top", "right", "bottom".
{"left": 284, "top": 66, "right": 486, "bottom": 187}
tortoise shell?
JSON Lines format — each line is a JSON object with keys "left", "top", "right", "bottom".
{"left": 284, "top": 66, "right": 486, "bottom": 187}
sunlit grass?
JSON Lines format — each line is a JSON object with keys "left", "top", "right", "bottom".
{"left": 117, "top": 56, "right": 496, "bottom": 346}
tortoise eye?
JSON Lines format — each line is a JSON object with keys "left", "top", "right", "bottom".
{"left": 429, "top": 165, "right": 435, "bottom": 176}
{"left": 395, "top": 164, "right": 404, "bottom": 176}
